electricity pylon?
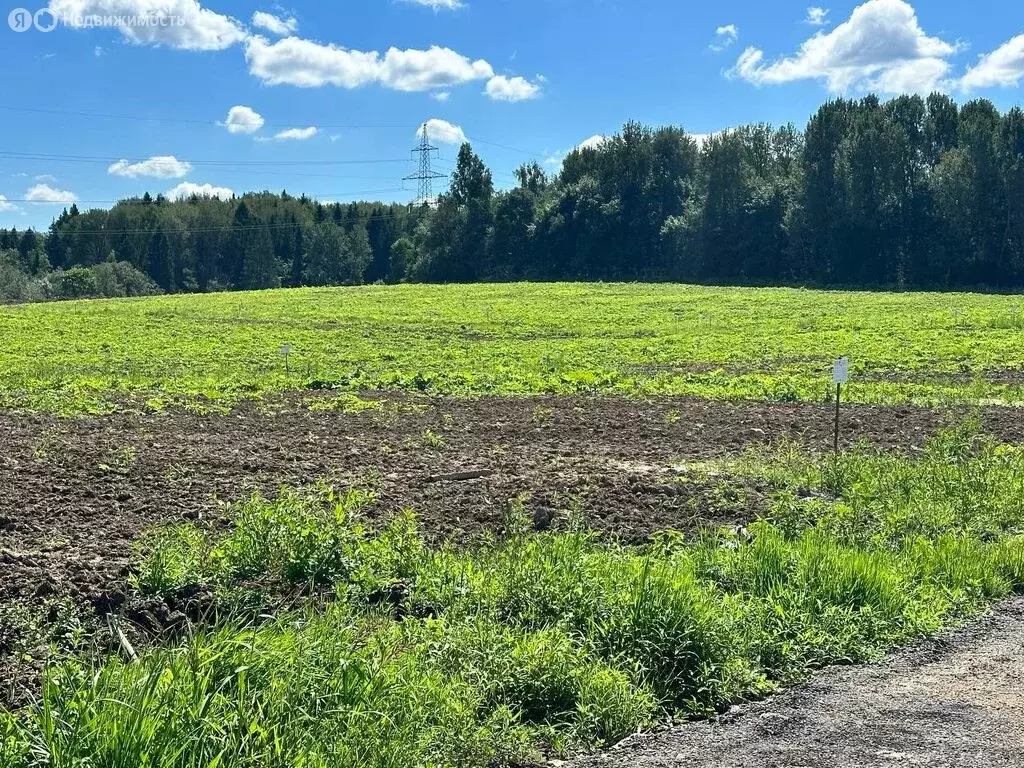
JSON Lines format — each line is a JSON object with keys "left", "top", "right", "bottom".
{"left": 404, "top": 122, "right": 446, "bottom": 206}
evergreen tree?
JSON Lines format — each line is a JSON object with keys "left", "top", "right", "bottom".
{"left": 241, "top": 225, "right": 280, "bottom": 290}
{"left": 21, "top": 93, "right": 1024, "bottom": 295}
{"left": 147, "top": 228, "right": 173, "bottom": 292}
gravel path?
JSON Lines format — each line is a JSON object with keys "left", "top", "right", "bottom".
{"left": 573, "top": 598, "right": 1024, "bottom": 768}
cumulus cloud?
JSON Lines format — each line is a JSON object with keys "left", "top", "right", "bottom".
{"left": 710, "top": 24, "right": 738, "bottom": 52}
{"left": 47, "top": 0, "right": 246, "bottom": 51}
{"left": 869, "top": 57, "right": 952, "bottom": 93}
{"left": 381, "top": 46, "right": 494, "bottom": 91}
{"left": 397, "top": 0, "right": 463, "bottom": 8}
{"left": 961, "top": 34, "right": 1024, "bottom": 90}
{"left": 108, "top": 155, "right": 192, "bottom": 179}
{"left": 431, "top": 91, "right": 451, "bottom": 102}
{"left": 805, "top": 7, "right": 829, "bottom": 26}
{"left": 578, "top": 135, "right": 607, "bottom": 150}
{"left": 729, "top": 0, "right": 957, "bottom": 94}
{"left": 422, "top": 118, "right": 467, "bottom": 145}
{"left": 485, "top": 74, "right": 542, "bottom": 101}
{"left": 543, "top": 134, "right": 609, "bottom": 167}
{"left": 265, "top": 126, "right": 319, "bottom": 141}
{"left": 689, "top": 132, "right": 721, "bottom": 148}
{"left": 244, "top": 36, "right": 383, "bottom": 88}
{"left": 0, "top": 195, "right": 18, "bottom": 212}
{"left": 166, "top": 181, "right": 234, "bottom": 200}
{"left": 251, "top": 10, "right": 298, "bottom": 36}
{"left": 25, "top": 183, "right": 78, "bottom": 203}
{"left": 245, "top": 36, "right": 495, "bottom": 92}
{"left": 222, "top": 105, "right": 265, "bottom": 134}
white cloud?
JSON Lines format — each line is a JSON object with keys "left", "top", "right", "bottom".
{"left": 422, "top": 118, "right": 467, "bottom": 145}
{"left": 108, "top": 155, "right": 192, "bottom": 179}
{"left": 0, "top": 195, "right": 18, "bottom": 213}
{"left": 397, "top": 0, "right": 463, "bottom": 8}
{"left": 245, "top": 36, "right": 494, "bottom": 92}
{"left": 245, "top": 36, "right": 379, "bottom": 87}
{"left": 47, "top": 0, "right": 246, "bottom": 51}
{"left": 265, "top": 126, "right": 319, "bottom": 141}
{"left": 805, "top": 7, "right": 829, "bottom": 26}
{"left": 25, "top": 183, "right": 78, "bottom": 203}
{"left": 381, "top": 46, "right": 494, "bottom": 91}
{"left": 431, "top": 91, "right": 451, "bottom": 102}
{"left": 166, "top": 181, "right": 234, "bottom": 200}
{"left": 710, "top": 24, "right": 739, "bottom": 52}
{"left": 484, "top": 74, "right": 542, "bottom": 101}
{"left": 34, "top": 174, "right": 58, "bottom": 183}
{"left": 222, "top": 105, "right": 265, "bottom": 134}
{"left": 961, "top": 34, "right": 1024, "bottom": 90}
{"left": 730, "top": 0, "right": 957, "bottom": 94}
{"left": 251, "top": 10, "right": 297, "bottom": 36}
{"left": 544, "top": 134, "right": 610, "bottom": 167}
{"left": 689, "top": 132, "right": 716, "bottom": 148}
{"left": 868, "top": 57, "right": 952, "bottom": 93}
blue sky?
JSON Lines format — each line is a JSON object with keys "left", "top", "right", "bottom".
{"left": 1, "top": 0, "right": 1022, "bottom": 229}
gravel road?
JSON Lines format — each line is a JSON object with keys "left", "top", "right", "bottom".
{"left": 573, "top": 598, "right": 1024, "bottom": 768}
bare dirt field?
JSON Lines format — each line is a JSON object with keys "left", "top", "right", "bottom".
{"left": 3, "top": 395, "right": 1021, "bottom": 615}
{"left": 572, "top": 596, "right": 1024, "bottom": 768}
{"left": 3, "top": 394, "right": 1024, "bottom": 736}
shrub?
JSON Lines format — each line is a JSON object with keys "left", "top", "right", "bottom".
{"left": 47, "top": 266, "right": 97, "bottom": 299}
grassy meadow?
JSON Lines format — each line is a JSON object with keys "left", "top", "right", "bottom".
{"left": 3, "top": 426, "right": 1024, "bottom": 766}
{"left": 4, "top": 282, "right": 1024, "bottom": 767}
{"left": 1, "top": 282, "right": 1024, "bottom": 414}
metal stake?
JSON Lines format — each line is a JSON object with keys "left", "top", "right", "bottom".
{"left": 834, "top": 382, "right": 841, "bottom": 455}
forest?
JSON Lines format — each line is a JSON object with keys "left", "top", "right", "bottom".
{"left": 2, "top": 92, "right": 1023, "bottom": 299}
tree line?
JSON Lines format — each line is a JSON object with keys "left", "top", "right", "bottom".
{"left": 3, "top": 92, "right": 1023, "bottom": 299}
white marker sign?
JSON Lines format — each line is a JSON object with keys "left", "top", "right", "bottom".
{"left": 833, "top": 357, "right": 849, "bottom": 385}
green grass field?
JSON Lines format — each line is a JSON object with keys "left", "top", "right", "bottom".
{"left": 4, "top": 283, "right": 1024, "bottom": 767}
{"left": 2, "top": 282, "right": 1024, "bottom": 415}
{"left": 4, "top": 427, "right": 1024, "bottom": 767}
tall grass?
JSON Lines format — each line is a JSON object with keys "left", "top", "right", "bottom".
{"left": 4, "top": 425, "right": 1024, "bottom": 767}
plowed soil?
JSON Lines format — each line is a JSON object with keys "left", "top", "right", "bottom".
{"left": 3, "top": 394, "right": 1021, "bottom": 613}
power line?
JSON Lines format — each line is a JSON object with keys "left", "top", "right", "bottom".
{"left": 2, "top": 187, "right": 410, "bottom": 205}
{"left": 435, "top": 158, "right": 519, "bottom": 183}
{"left": 0, "top": 151, "right": 414, "bottom": 167}
{"left": 0, "top": 105, "right": 546, "bottom": 158}
{"left": 463, "top": 135, "right": 539, "bottom": 157}
{"left": 403, "top": 123, "right": 447, "bottom": 205}
{"left": 2, "top": 165, "right": 430, "bottom": 183}
{"left": 0, "top": 105, "right": 418, "bottom": 131}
